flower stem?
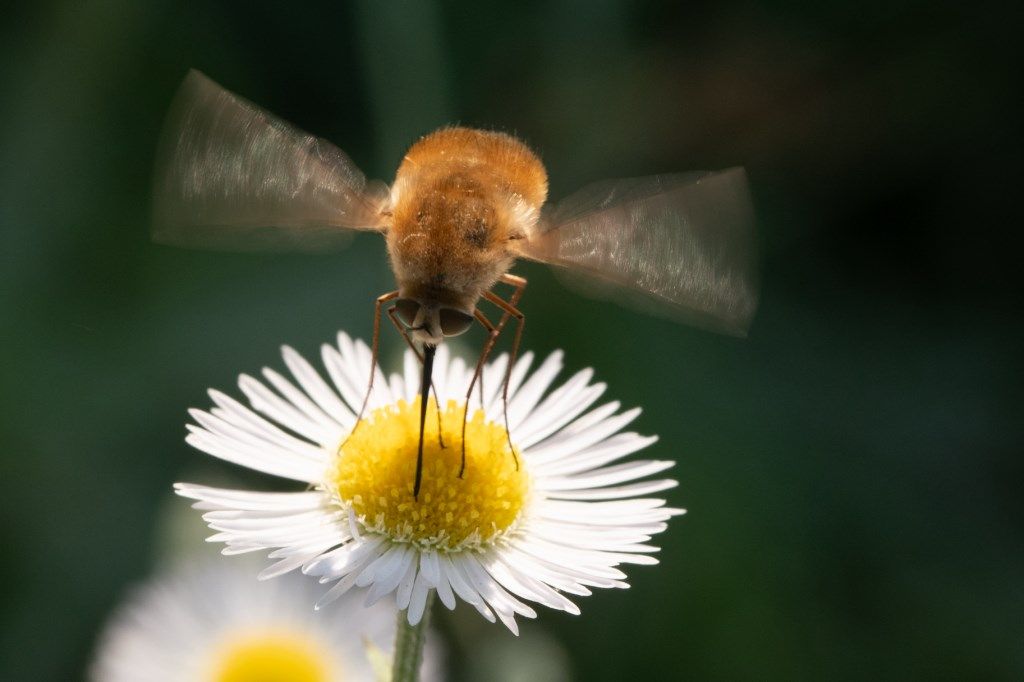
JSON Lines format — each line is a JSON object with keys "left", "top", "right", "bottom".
{"left": 391, "top": 592, "right": 434, "bottom": 682}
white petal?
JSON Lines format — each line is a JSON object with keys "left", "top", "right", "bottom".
{"left": 500, "top": 350, "right": 535, "bottom": 407}
{"left": 545, "top": 479, "right": 678, "bottom": 501}
{"left": 395, "top": 556, "right": 418, "bottom": 610}
{"left": 188, "top": 408, "right": 328, "bottom": 466}
{"left": 353, "top": 338, "right": 393, "bottom": 406}
{"left": 434, "top": 346, "right": 459, "bottom": 403}
{"left": 500, "top": 545, "right": 596, "bottom": 595}
{"left": 534, "top": 432, "right": 659, "bottom": 477}
{"left": 321, "top": 343, "right": 366, "bottom": 417}
{"left": 526, "top": 406, "right": 640, "bottom": 464}
{"left": 173, "top": 484, "right": 326, "bottom": 512}
{"left": 258, "top": 540, "right": 339, "bottom": 579}
{"left": 365, "top": 546, "right": 415, "bottom": 606}
{"left": 402, "top": 350, "right": 420, "bottom": 402}
{"left": 308, "top": 536, "right": 387, "bottom": 581}
{"left": 471, "top": 352, "right": 507, "bottom": 414}
{"left": 315, "top": 539, "right": 389, "bottom": 608}
{"left": 406, "top": 571, "right": 432, "bottom": 626}
{"left": 459, "top": 555, "right": 536, "bottom": 634}
{"left": 421, "top": 551, "right": 456, "bottom": 610}
{"left": 480, "top": 553, "right": 580, "bottom": 615}
{"left": 356, "top": 543, "right": 407, "bottom": 589}
{"left": 506, "top": 350, "right": 563, "bottom": 430}
{"left": 281, "top": 345, "right": 357, "bottom": 427}
{"left": 207, "top": 389, "right": 321, "bottom": 452}
{"left": 539, "top": 459, "right": 675, "bottom": 491}
{"left": 515, "top": 372, "right": 603, "bottom": 448}
{"left": 238, "top": 374, "right": 337, "bottom": 445}
{"left": 439, "top": 555, "right": 495, "bottom": 622}
{"left": 314, "top": 570, "right": 362, "bottom": 609}
{"left": 184, "top": 431, "right": 323, "bottom": 482}
{"left": 261, "top": 366, "right": 341, "bottom": 436}
{"left": 388, "top": 371, "right": 405, "bottom": 402}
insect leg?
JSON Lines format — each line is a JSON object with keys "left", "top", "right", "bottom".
{"left": 459, "top": 309, "right": 502, "bottom": 478}
{"left": 494, "top": 273, "right": 527, "bottom": 333}
{"left": 343, "top": 291, "right": 399, "bottom": 448}
{"left": 482, "top": 289, "right": 525, "bottom": 470}
{"left": 487, "top": 273, "right": 527, "bottom": 445}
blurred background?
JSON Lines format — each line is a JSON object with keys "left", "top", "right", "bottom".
{"left": 2, "top": 1, "right": 1022, "bottom": 680}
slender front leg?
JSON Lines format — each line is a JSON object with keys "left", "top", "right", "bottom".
{"left": 493, "top": 273, "right": 526, "bottom": 335}
{"left": 475, "top": 273, "right": 527, "bottom": 416}
{"left": 457, "top": 274, "right": 528, "bottom": 479}
{"left": 344, "top": 291, "right": 399, "bottom": 446}
{"left": 482, "top": 289, "right": 525, "bottom": 468}
{"left": 460, "top": 309, "right": 502, "bottom": 478}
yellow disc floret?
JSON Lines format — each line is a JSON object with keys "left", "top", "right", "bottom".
{"left": 328, "top": 398, "right": 529, "bottom": 551}
{"left": 211, "top": 631, "right": 330, "bottom": 682}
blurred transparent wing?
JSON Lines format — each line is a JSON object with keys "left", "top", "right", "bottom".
{"left": 153, "top": 70, "right": 388, "bottom": 252}
{"left": 517, "top": 169, "right": 758, "bottom": 336}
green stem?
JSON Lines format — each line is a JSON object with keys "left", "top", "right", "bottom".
{"left": 391, "top": 591, "right": 435, "bottom": 682}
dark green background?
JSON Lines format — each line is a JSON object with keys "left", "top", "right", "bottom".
{"left": 2, "top": 1, "right": 1022, "bottom": 680}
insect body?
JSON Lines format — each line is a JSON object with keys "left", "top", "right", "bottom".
{"left": 154, "top": 70, "right": 758, "bottom": 498}
{"left": 381, "top": 128, "right": 547, "bottom": 493}
{"left": 386, "top": 127, "right": 547, "bottom": 345}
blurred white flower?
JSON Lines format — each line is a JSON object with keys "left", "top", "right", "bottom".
{"left": 177, "top": 333, "right": 683, "bottom": 634}
{"left": 90, "top": 560, "right": 441, "bottom": 681}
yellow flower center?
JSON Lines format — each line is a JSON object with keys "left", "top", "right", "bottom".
{"left": 211, "top": 631, "right": 331, "bottom": 682}
{"left": 328, "top": 398, "right": 529, "bottom": 550}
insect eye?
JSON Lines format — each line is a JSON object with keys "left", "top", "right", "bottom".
{"left": 439, "top": 308, "right": 475, "bottom": 337}
{"left": 394, "top": 298, "right": 420, "bottom": 327}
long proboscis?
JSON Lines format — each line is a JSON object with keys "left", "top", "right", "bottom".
{"left": 414, "top": 344, "right": 437, "bottom": 500}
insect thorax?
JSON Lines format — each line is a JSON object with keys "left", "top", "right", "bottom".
{"left": 386, "top": 127, "right": 548, "bottom": 307}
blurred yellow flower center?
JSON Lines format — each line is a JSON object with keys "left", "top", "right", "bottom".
{"left": 212, "top": 632, "right": 330, "bottom": 682}
{"left": 329, "top": 398, "right": 529, "bottom": 550}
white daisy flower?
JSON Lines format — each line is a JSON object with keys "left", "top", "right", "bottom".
{"left": 90, "top": 560, "right": 442, "bottom": 681}
{"left": 176, "top": 332, "right": 684, "bottom": 634}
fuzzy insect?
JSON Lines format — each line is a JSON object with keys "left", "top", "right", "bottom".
{"left": 154, "top": 70, "right": 758, "bottom": 498}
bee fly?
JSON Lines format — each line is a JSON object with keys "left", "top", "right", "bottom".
{"left": 154, "top": 70, "right": 758, "bottom": 498}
